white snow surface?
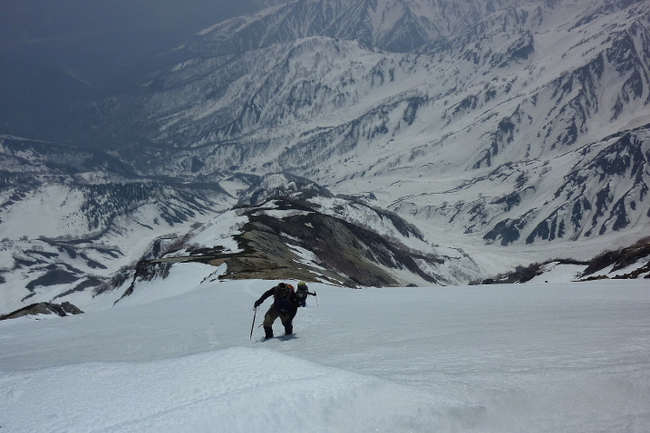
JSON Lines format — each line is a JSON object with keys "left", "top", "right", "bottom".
{"left": 1, "top": 263, "right": 649, "bottom": 432}
{"left": 182, "top": 211, "right": 248, "bottom": 254}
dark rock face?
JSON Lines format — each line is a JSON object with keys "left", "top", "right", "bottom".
{"left": 236, "top": 204, "right": 442, "bottom": 287}
{"left": 0, "top": 302, "right": 84, "bottom": 321}
{"left": 140, "top": 193, "right": 451, "bottom": 288}
{"left": 113, "top": 262, "right": 172, "bottom": 305}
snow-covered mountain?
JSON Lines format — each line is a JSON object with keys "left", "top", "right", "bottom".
{"left": 194, "top": 0, "right": 522, "bottom": 54}
{"left": 0, "top": 143, "right": 481, "bottom": 313}
{"left": 2, "top": 0, "right": 650, "bottom": 315}
{"left": 0, "top": 136, "right": 236, "bottom": 313}
{"left": 103, "top": 0, "right": 650, "bottom": 250}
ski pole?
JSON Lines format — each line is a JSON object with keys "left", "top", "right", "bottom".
{"left": 250, "top": 307, "right": 257, "bottom": 339}
{"left": 315, "top": 293, "right": 319, "bottom": 307}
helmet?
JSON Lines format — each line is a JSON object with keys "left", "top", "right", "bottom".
{"left": 297, "top": 281, "right": 308, "bottom": 291}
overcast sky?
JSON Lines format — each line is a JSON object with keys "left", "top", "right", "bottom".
{"left": 0, "top": 0, "right": 260, "bottom": 86}
{"left": 0, "top": 0, "right": 268, "bottom": 140}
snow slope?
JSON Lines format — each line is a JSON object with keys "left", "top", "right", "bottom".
{"left": 1, "top": 264, "right": 649, "bottom": 432}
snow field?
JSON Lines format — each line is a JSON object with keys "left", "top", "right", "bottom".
{"left": 2, "top": 348, "right": 459, "bottom": 433}
{"left": 0, "top": 266, "right": 649, "bottom": 432}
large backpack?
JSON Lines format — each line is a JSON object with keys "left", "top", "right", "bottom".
{"left": 273, "top": 284, "right": 294, "bottom": 313}
{"left": 297, "top": 282, "right": 309, "bottom": 302}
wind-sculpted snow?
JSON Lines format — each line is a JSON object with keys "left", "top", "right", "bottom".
{"left": 0, "top": 277, "right": 649, "bottom": 432}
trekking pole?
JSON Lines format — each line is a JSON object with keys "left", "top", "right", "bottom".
{"left": 250, "top": 307, "right": 258, "bottom": 339}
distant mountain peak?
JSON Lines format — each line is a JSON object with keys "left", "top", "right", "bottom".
{"left": 196, "top": 0, "right": 527, "bottom": 54}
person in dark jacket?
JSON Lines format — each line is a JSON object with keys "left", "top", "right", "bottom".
{"left": 296, "top": 281, "right": 317, "bottom": 307}
{"left": 254, "top": 282, "right": 300, "bottom": 339}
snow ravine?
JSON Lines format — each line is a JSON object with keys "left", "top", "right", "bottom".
{"left": 0, "top": 265, "right": 649, "bottom": 432}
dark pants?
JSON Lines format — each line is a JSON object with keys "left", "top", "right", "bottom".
{"left": 263, "top": 305, "right": 293, "bottom": 337}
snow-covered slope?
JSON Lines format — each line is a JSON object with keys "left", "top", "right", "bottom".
{"left": 1, "top": 273, "right": 649, "bottom": 432}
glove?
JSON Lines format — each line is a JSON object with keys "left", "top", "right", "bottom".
{"left": 254, "top": 300, "right": 262, "bottom": 308}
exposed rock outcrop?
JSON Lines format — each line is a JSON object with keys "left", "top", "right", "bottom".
{"left": 0, "top": 302, "right": 84, "bottom": 321}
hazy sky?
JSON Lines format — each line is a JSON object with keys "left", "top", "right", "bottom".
{"left": 0, "top": 0, "right": 263, "bottom": 140}
{"left": 0, "top": 0, "right": 259, "bottom": 85}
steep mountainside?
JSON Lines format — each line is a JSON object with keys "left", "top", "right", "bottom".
{"left": 103, "top": 0, "right": 650, "bottom": 248}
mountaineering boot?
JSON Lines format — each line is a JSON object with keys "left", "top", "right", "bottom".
{"left": 264, "top": 326, "right": 273, "bottom": 339}
{"left": 284, "top": 323, "right": 293, "bottom": 336}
